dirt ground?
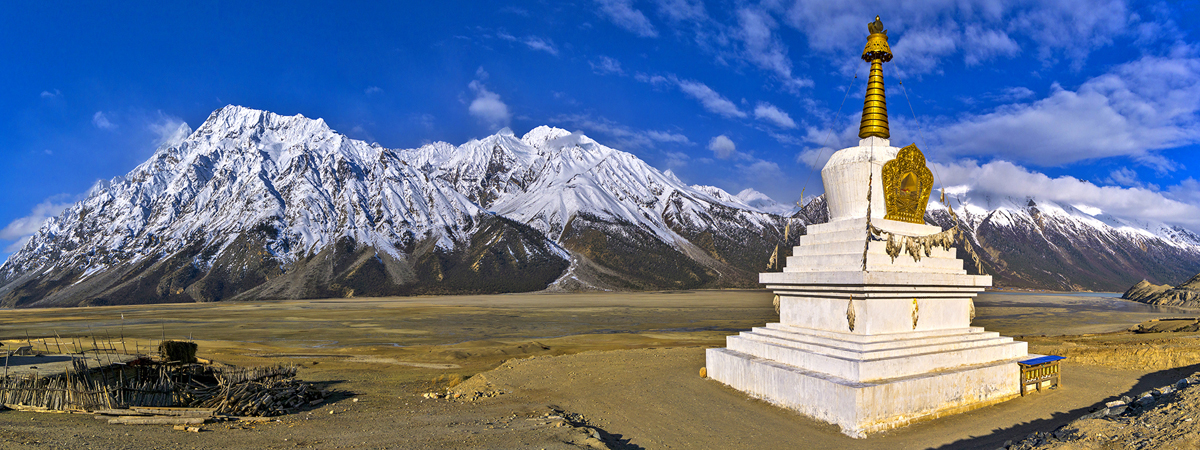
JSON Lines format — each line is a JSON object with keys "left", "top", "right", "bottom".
{"left": 0, "top": 290, "right": 1197, "bottom": 449}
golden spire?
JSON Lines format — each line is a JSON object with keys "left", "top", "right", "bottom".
{"left": 859, "top": 16, "right": 893, "bottom": 139}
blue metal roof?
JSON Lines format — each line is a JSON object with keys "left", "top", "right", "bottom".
{"left": 1019, "top": 355, "right": 1065, "bottom": 366}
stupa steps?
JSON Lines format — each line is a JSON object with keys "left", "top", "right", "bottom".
{"left": 784, "top": 252, "right": 966, "bottom": 273}
{"left": 736, "top": 329, "right": 1012, "bottom": 361}
{"left": 725, "top": 333, "right": 1026, "bottom": 383}
{"left": 808, "top": 217, "right": 941, "bottom": 234}
{"left": 793, "top": 240, "right": 959, "bottom": 259}
{"left": 752, "top": 325, "right": 1002, "bottom": 351}
{"left": 763, "top": 322, "right": 992, "bottom": 341}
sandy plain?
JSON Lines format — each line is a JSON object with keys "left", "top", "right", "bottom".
{"left": 0, "top": 290, "right": 1198, "bottom": 449}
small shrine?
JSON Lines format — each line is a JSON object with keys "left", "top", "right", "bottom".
{"left": 705, "top": 16, "right": 1028, "bottom": 438}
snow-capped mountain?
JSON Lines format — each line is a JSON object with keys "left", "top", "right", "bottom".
{"left": 0, "top": 106, "right": 795, "bottom": 307}
{"left": 398, "top": 125, "right": 791, "bottom": 290}
{"left": 921, "top": 194, "right": 1200, "bottom": 291}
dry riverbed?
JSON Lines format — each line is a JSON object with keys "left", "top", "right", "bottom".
{"left": 0, "top": 290, "right": 1197, "bottom": 449}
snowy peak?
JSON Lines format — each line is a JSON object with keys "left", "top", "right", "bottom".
{"left": 197, "top": 105, "right": 331, "bottom": 140}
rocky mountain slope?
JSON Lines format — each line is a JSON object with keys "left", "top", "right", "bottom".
{"left": 0, "top": 106, "right": 795, "bottom": 307}
{"left": 1123, "top": 273, "right": 1200, "bottom": 307}
{"left": 921, "top": 196, "right": 1200, "bottom": 292}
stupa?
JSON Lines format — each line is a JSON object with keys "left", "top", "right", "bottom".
{"left": 705, "top": 16, "right": 1028, "bottom": 438}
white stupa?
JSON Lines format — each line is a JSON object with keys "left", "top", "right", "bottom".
{"left": 705, "top": 16, "right": 1027, "bottom": 438}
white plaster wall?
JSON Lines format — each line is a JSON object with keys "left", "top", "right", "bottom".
{"left": 822, "top": 137, "right": 899, "bottom": 221}
{"left": 779, "top": 296, "right": 851, "bottom": 332}
{"left": 780, "top": 296, "right": 972, "bottom": 333}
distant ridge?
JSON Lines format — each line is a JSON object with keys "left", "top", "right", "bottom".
{"left": 1123, "top": 274, "right": 1200, "bottom": 307}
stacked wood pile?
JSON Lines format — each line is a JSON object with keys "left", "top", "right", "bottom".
{"left": 1, "top": 358, "right": 329, "bottom": 418}
{"left": 182, "top": 365, "right": 329, "bottom": 416}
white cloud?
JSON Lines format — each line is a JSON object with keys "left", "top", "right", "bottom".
{"left": 778, "top": 1, "right": 1131, "bottom": 75}
{"left": 595, "top": 0, "right": 658, "bottom": 38}
{"left": 794, "top": 119, "right": 861, "bottom": 169}
{"left": 990, "top": 86, "right": 1035, "bottom": 102}
{"left": 656, "top": 0, "right": 707, "bottom": 23}
{"left": 590, "top": 56, "right": 625, "bottom": 75}
{"left": 522, "top": 36, "right": 559, "bottom": 56}
{"left": 708, "top": 135, "right": 737, "bottom": 159}
{"left": 92, "top": 111, "right": 115, "bottom": 129}
{"left": 963, "top": 25, "right": 1020, "bottom": 66}
{"left": 1010, "top": 0, "right": 1128, "bottom": 66}
{"left": 677, "top": 79, "right": 746, "bottom": 118}
{"left": 365, "top": 86, "right": 384, "bottom": 95}
{"left": 736, "top": 8, "right": 812, "bottom": 91}
{"left": 552, "top": 114, "right": 691, "bottom": 150}
{"left": 0, "top": 196, "right": 74, "bottom": 253}
{"left": 643, "top": 130, "right": 690, "bottom": 144}
{"left": 468, "top": 80, "right": 512, "bottom": 130}
{"left": 1167, "top": 178, "right": 1200, "bottom": 207}
{"left": 891, "top": 28, "right": 957, "bottom": 75}
{"left": 412, "top": 113, "right": 435, "bottom": 129}
{"left": 635, "top": 73, "right": 670, "bottom": 86}
{"left": 795, "top": 147, "right": 834, "bottom": 169}
{"left": 754, "top": 102, "right": 797, "bottom": 128}
{"left": 147, "top": 113, "right": 191, "bottom": 147}
{"left": 737, "top": 160, "right": 787, "bottom": 195}
{"left": 1073, "top": 204, "right": 1102, "bottom": 216}
{"left": 934, "top": 55, "right": 1200, "bottom": 169}
{"left": 40, "top": 89, "right": 60, "bottom": 99}
{"left": 1106, "top": 167, "right": 1142, "bottom": 187}
{"left": 934, "top": 159, "right": 1200, "bottom": 232}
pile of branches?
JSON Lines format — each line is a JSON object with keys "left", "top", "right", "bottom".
{"left": 180, "top": 365, "right": 330, "bottom": 416}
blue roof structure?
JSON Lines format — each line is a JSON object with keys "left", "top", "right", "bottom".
{"left": 1019, "top": 355, "right": 1065, "bottom": 366}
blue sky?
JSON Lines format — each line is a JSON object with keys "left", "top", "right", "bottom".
{"left": 3, "top": 1, "right": 1200, "bottom": 261}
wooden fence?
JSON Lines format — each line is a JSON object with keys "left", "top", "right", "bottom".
{"left": 1, "top": 357, "right": 175, "bottom": 411}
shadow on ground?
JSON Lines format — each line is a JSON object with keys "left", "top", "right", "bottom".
{"left": 1, "top": 355, "right": 74, "bottom": 367}
{"left": 933, "top": 362, "right": 1200, "bottom": 450}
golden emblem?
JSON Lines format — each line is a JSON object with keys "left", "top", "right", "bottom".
{"left": 882, "top": 144, "right": 934, "bottom": 223}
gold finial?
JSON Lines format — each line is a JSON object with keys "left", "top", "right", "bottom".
{"left": 859, "top": 16, "right": 893, "bottom": 139}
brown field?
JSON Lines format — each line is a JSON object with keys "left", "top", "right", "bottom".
{"left": 1, "top": 290, "right": 1198, "bottom": 449}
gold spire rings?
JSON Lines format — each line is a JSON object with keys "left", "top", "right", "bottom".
{"left": 859, "top": 16, "right": 893, "bottom": 140}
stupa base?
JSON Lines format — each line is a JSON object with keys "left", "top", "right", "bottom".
{"left": 706, "top": 347, "right": 1021, "bottom": 438}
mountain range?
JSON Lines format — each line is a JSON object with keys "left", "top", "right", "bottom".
{"left": 1, "top": 105, "right": 1198, "bottom": 307}
{"left": 0, "top": 106, "right": 792, "bottom": 307}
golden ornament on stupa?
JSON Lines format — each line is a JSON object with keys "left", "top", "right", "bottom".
{"left": 882, "top": 144, "right": 934, "bottom": 223}
{"left": 859, "top": 16, "right": 892, "bottom": 139}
